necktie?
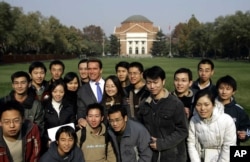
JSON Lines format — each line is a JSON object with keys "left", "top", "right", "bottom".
{"left": 96, "top": 82, "right": 102, "bottom": 103}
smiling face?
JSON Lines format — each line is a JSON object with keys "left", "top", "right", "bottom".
{"left": 86, "top": 108, "right": 103, "bottom": 129}
{"left": 0, "top": 109, "right": 23, "bottom": 140}
{"left": 88, "top": 62, "right": 102, "bottom": 82}
{"left": 78, "top": 62, "right": 88, "bottom": 81}
{"left": 12, "top": 77, "right": 29, "bottom": 95}
{"left": 52, "top": 84, "right": 65, "bottom": 102}
{"left": 218, "top": 83, "right": 235, "bottom": 103}
{"left": 174, "top": 73, "right": 192, "bottom": 95}
{"left": 66, "top": 77, "right": 79, "bottom": 92}
{"left": 57, "top": 132, "right": 75, "bottom": 156}
{"left": 105, "top": 79, "right": 118, "bottom": 97}
{"left": 116, "top": 67, "right": 129, "bottom": 82}
{"left": 195, "top": 95, "right": 214, "bottom": 119}
{"left": 30, "top": 67, "right": 46, "bottom": 85}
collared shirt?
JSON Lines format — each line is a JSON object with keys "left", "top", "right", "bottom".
{"left": 89, "top": 78, "right": 105, "bottom": 101}
{"left": 198, "top": 81, "right": 211, "bottom": 90}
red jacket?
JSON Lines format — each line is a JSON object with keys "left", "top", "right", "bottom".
{"left": 0, "top": 120, "right": 41, "bottom": 162}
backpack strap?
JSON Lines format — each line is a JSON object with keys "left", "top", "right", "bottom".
{"left": 79, "top": 127, "right": 86, "bottom": 148}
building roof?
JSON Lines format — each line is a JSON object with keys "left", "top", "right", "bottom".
{"left": 122, "top": 15, "right": 152, "bottom": 23}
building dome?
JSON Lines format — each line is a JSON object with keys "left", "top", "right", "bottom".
{"left": 122, "top": 15, "right": 152, "bottom": 23}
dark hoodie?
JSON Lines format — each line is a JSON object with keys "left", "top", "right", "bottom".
{"left": 39, "top": 141, "right": 84, "bottom": 162}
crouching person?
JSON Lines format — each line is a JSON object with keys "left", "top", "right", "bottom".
{"left": 39, "top": 126, "right": 84, "bottom": 162}
{"left": 0, "top": 101, "right": 41, "bottom": 162}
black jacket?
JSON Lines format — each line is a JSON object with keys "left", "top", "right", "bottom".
{"left": 39, "top": 141, "right": 84, "bottom": 162}
{"left": 223, "top": 98, "right": 250, "bottom": 145}
{"left": 43, "top": 99, "right": 76, "bottom": 140}
{"left": 191, "top": 79, "right": 217, "bottom": 96}
{"left": 138, "top": 89, "right": 188, "bottom": 162}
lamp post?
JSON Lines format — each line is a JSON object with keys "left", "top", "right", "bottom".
{"left": 168, "top": 26, "right": 173, "bottom": 58}
{"left": 102, "top": 35, "right": 105, "bottom": 56}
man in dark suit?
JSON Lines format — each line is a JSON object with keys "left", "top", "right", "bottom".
{"left": 77, "top": 58, "right": 104, "bottom": 128}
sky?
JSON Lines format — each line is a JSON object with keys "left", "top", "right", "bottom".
{"left": 4, "top": 0, "right": 250, "bottom": 36}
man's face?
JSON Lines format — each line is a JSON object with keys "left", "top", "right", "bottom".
{"left": 116, "top": 67, "right": 128, "bottom": 82}
{"left": 78, "top": 62, "right": 88, "bottom": 80}
{"left": 86, "top": 108, "right": 103, "bottom": 129}
{"left": 88, "top": 62, "right": 102, "bottom": 82}
{"left": 218, "top": 83, "right": 235, "bottom": 101}
{"left": 108, "top": 111, "right": 127, "bottom": 132}
{"left": 198, "top": 63, "right": 214, "bottom": 83}
{"left": 50, "top": 64, "right": 64, "bottom": 81}
{"left": 12, "top": 77, "right": 29, "bottom": 95}
{"left": 30, "top": 67, "right": 46, "bottom": 85}
{"left": 146, "top": 77, "right": 165, "bottom": 97}
{"left": 0, "top": 110, "right": 23, "bottom": 139}
{"left": 57, "top": 132, "right": 75, "bottom": 156}
{"left": 174, "top": 73, "right": 192, "bottom": 94}
{"left": 128, "top": 67, "right": 142, "bottom": 85}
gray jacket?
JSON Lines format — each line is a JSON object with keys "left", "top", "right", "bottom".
{"left": 108, "top": 119, "right": 152, "bottom": 162}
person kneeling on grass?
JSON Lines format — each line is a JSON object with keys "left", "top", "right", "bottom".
{"left": 39, "top": 126, "right": 84, "bottom": 162}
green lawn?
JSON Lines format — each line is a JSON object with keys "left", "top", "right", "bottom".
{"left": 0, "top": 57, "right": 250, "bottom": 145}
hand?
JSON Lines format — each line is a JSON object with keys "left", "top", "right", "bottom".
{"left": 237, "top": 130, "right": 247, "bottom": 140}
{"left": 78, "top": 118, "right": 87, "bottom": 128}
{"left": 149, "top": 136, "right": 157, "bottom": 150}
{"left": 184, "top": 107, "right": 190, "bottom": 119}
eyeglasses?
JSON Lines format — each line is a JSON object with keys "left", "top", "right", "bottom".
{"left": 1, "top": 118, "right": 21, "bottom": 125}
{"left": 108, "top": 117, "right": 123, "bottom": 124}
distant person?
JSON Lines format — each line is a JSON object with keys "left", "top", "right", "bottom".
{"left": 191, "top": 58, "right": 217, "bottom": 96}
{"left": 0, "top": 101, "right": 41, "bottom": 162}
{"left": 48, "top": 60, "right": 65, "bottom": 85}
{"left": 0, "top": 71, "right": 44, "bottom": 134}
{"left": 76, "top": 103, "right": 116, "bottom": 162}
{"left": 126, "top": 62, "right": 150, "bottom": 118}
{"left": 39, "top": 126, "right": 84, "bottom": 162}
{"left": 107, "top": 105, "right": 152, "bottom": 162}
{"left": 172, "top": 68, "right": 195, "bottom": 120}
{"left": 138, "top": 66, "right": 188, "bottom": 162}
{"left": 77, "top": 58, "right": 104, "bottom": 128}
{"left": 63, "top": 72, "right": 80, "bottom": 114}
{"left": 29, "top": 61, "right": 50, "bottom": 101}
{"left": 78, "top": 59, "right": 89, "bottom": 85}
{"left": 216, "top": 75, "right": 250, "bottom": 145}
{"left": 187, "top": 89, "right": 236, "bottom": 162}
{"left": 115, "top": 61, "right": 130, "bottom": 89}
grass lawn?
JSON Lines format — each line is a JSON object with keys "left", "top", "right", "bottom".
{"left": 0, "top": 57, "right": 250, "bottom": 145}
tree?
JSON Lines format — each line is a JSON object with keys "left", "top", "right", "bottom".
{"left": 109, "top": 34, "right": 120, "bottom": 55}
{"left": 82, "top": 25, "right": 105, "bottom": 56}
{"left": 151, "top": 30, "right": 167, "bottom": 56}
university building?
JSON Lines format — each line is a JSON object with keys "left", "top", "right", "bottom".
{"left": 114, "top": 15, "right": 159, "bottom": 57}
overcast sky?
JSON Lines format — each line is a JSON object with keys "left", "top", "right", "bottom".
{"left": 4, "top": 0, "right": 250, "bottom": 35}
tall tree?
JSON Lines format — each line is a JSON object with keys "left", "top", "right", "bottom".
{"left": 109, "top": 34, "right": 119, "bottom": 55}
{"left": 151, "top": 30, "right": 167, "bottom": 56}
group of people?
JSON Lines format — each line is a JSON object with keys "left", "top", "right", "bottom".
{"left": 0, "top": 58, "right": 249, "bottom": 162}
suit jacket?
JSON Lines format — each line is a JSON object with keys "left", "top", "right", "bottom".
{"left": 77, "top": 83, "right": 97, "bottom": 119}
